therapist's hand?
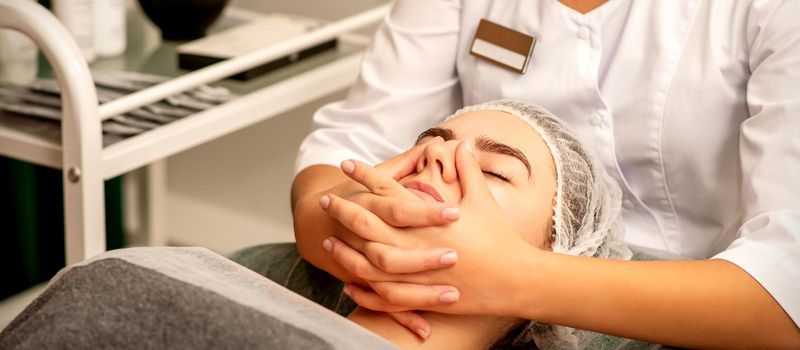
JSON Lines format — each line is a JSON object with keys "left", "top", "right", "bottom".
{"left": 321, "top": 145, "right": 463, "bottom": 275}
{"left": 321, "top": 142, "right": 537, "bottom": 316}
{"left": 311, "top": 145, "right": 462, "bottom": 339}
{"left": 294, "top": 143, "right": 459, "bottom": 279}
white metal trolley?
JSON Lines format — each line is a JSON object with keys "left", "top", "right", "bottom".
{"left": 0, "top": 0, "right": 389, "bottom": 265}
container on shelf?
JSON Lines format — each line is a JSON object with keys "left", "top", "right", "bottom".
{"left": 0, "top": 28, "right": 38, "bottom": 84}
{"left": 52, "top": 0, "right": 96, "bottom": 62}
{"left": 94, "top": 0, "right": 126, "bottom": 57}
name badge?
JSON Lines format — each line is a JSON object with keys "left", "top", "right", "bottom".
{"left": 470, "top": 19, "right": 536, "bottom": 74}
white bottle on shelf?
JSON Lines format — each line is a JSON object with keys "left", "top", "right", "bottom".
{"left": 0, "top": 28, "right": 38, "bottom": 84}
{"left": 53, "top": 0, "right": 96, "bottom": 63}
{"left": 94, "top": 0, "right": 126, "bottom": 57}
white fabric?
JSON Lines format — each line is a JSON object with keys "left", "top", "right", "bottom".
{"left": 595, "top": 0, "right": 628, "bottom": 91}
{"left": 446, "top": 100, "right": 633, "bottom": 349}
{"left": 296, "top": 0, "right": 800, "bottom": 328}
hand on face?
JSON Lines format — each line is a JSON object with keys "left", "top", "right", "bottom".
{"left": 316, "top": 143, "right": 465, "bottom": 339}
{"left": 321, "top": 144, "right": 464, "bottom": 275}
{"left": 323, "top": 142, "right": 539, "bottom": 316}
{"left": 320, "top": 111, "right": 557, "bottom": 318}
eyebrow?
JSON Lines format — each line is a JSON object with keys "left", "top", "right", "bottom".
{"left": 415, "top": 127, "right": 533, "bottom": 179}
{"left": 415, "top": 127, "right": 455, "bottom": 144}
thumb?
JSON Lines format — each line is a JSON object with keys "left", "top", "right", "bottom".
{"left": 376, "top": 144, "right": 425, "bottom": 180}
{"left": 455, "top": 141, "right": 493, "bottom": 201}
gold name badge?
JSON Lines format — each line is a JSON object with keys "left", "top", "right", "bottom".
{"left": 470, "top": 19, "right": 536, "bottom": 74}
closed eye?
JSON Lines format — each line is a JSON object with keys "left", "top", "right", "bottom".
{"left": 482, "top": 170, "right": 510, "bottom": 182}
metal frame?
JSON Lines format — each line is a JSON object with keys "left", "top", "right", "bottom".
{"left": 0, "top": 0, "right": 388, "bottom": 265}
{"left": 0, "top": 0, "right": 105, "bottom": 265}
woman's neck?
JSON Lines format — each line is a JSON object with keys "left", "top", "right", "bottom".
{"left": 558, "top": 0, "right": 609, "bottom": 14}
{"left": 347, "top": 308, "right": 520, "bottom": 350}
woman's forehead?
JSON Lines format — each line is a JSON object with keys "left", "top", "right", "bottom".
{"left": 441, "top": 110, "right": 543, "bottom": 150}
{"left": 441, "top": 110, "right": 556, "bottom": 179}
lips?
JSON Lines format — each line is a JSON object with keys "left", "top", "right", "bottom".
{"left": 403, "top": 181, "right": 445, "bottom": 203}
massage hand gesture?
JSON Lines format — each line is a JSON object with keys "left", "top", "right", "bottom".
{"left": 301, "top": 107, "right": 580, "bottom": 340}
{"left": 293, "top": 142, "right": 475, "bottom": 338}
{"left": 320, "top": 143, "right": 533, "bottom": 319}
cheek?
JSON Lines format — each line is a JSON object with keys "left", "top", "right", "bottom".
{"left": 487, "top": 186, "right": 549, "bottom": 248}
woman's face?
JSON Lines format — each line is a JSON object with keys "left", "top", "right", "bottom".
{"left": 399, "top": 110, "right": 558, "bottom": 248}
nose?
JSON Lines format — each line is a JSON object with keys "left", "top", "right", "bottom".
{"left": 416, "top": 137, "right": 459, "bottom": 183}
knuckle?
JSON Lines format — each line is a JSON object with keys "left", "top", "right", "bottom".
{"left": 364, "top": 244, "right": 382, "bottom": 267}
{"left": 378, "top": 286, "right": 399, "bottom": 304}
{"left": 374, "top": 250, "right": 391, "bottom": 272}
{"left": 352, "top": 261, "right": 372, "bottom": 280}
{"left": 387, "top": 205, "right": 405, "bottom": 225}
{"left": 372, "top": 182, "right": 392, "bottom": 195}
{"left": 352, "top": 212, "right": 371, "bottom": 233}
{"left": 379, "top": 251, "right": 400, "bottom": 274}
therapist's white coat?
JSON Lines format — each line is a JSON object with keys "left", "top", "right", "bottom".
{"left": 296, "top": 0, "right": 800, "bottom": 325}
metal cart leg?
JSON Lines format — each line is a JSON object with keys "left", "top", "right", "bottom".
{"left": 63, "top": 162, "right": 105, "bottom": 265}
{"left": 145, "top": 160, "right": 168, "bottom": 246}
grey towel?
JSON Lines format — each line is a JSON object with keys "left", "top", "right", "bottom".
{"left": 0, "top": 247, "right": 397, "bottom": 350}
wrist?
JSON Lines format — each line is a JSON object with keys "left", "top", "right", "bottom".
{"left": 506, "top": 246, "right": 552, "bottom": 320}
{"left": 292, "top": 181, "right": 366, "bottom": 285}
{"left": 292, "top": 190, "right": 329, "bottom": 257}
{"left": 291, "top": 164, "right": 346, "bottom": 212}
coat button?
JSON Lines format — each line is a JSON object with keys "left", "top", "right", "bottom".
{"left": 589, "top": 112, "right": 603, "bottom": 126}
{"left": 622, "top": 199, "right": 634, "bottom": 210}
{"left": 577, "top": 27, "right": 590, "bottom": 39}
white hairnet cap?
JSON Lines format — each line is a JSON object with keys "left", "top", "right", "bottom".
{"left": 446, "top": 100, "right": 632, "bottom": 349}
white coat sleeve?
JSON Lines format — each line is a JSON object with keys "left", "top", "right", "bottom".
{"left": 294, "top": 0, "right": 463, "bottom": 174}
{"left": 712, "top": 0, "right": 800, "bottom": 326}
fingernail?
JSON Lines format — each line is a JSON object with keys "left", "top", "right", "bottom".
{"left": 322, "top": 238, "right": 333, "bottom": 252}
{"left": 343, "top": 285, "right": 352, "bottom": 296}
{"left": 319, "top": 195, "right": 330, "bottom": 209}
{"left": 442, "top": 207, "right": 459, "bottom": 220}
{"left": 439, "top": 290, "right": 460, "bottom": 303}
{"left": 439, "top": 251, "right": 458, "bottom": 266}
{"left": 416, "top": 328, "right": 430, "bottom": 340}
{"left": 341, "top": 160, "right": 355, "bottom": 174}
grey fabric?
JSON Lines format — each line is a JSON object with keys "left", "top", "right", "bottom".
{"left": 228, "top": 243, "right": 356, "bottom": 317}
{"left": 0, "top": 247, "right": 396, "bottom": 350}
{"left": 1, "top": 259, "right": 327, "bottom": 349}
